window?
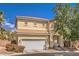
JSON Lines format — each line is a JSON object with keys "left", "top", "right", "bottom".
{"left": 25, "top": 22, "right": 27, "bottom": 26}
{"left": 33, "top": 22, "right": 37, "bottom": 27}
{"left": 54, "top": 23, "right": 58, "bottom": 29}
{"left": 42, "top": 24, "right": 45, "bottom": 27}
{"left": 51, "top": 24, "right": 54, "bottom": 28}
{"left": 51, "top": 24, "right": 57, "bottom": 29}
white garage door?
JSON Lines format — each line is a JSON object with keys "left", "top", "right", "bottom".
{"left": 22, "top": 40, "right": 46, "bottom": 51}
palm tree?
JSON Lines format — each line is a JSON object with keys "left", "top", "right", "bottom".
{"left": 0, "top": 11, "right": 5, "bottom": 40}
{"left": 0, "top": 28, "right": 6, "bottom": 40}
{"left": 5, "top": 30, "right": 11, "bottom": 40}
{"left": 0, "top": 11, "right": 4, "bottom": 27}
{"left": 11, "top": 31, "right": 16, "bottom": 40}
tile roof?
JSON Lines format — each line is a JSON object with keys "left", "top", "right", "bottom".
{"left": 16, "top": 16, "right": 49, "bottom": 22}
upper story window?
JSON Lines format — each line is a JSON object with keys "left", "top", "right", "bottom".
{"left": 25, "top": 22, "right": 27, "bottom": 26}
{"left": 33, "top": 22, "right": 37, "bottom": 27}
{"left": 51, "top": 24, "right": 54, "bottom": 28}
{"left": 42, "top": 24, "right": 45, "bottom": 27}
{"left": 51, "top": 23, "right": 57, "bottom": 29}
{"left": 54, "top": 23, "right": 58, "bottom": 29}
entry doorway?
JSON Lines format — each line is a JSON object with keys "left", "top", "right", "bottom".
{"left": 53, "top": 35, "right": 60, "bottom": 47}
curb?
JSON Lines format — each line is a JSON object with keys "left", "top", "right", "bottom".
{"left": 10, "top": 51, "right": 79, "bottom": 56}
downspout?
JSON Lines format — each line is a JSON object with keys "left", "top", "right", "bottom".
{"left": 47, "top": 21, "right": 51, "bottom": 48}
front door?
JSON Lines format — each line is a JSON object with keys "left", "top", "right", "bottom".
{"left": 53, "top": 35, "right": 59, "bottom": 47}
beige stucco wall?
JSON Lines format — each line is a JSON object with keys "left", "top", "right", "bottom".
{"left": 17, "top": 20, "right": 48, "bottom": 30}
{"left": 48, "top": 22, "right": 55, "bottom": 48}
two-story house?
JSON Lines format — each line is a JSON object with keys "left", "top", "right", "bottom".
{"left": 16, "top": 16, "right": 50, "bottom": 51}
{"left": 16, "top": 16, "right": 64, "bottom": 51}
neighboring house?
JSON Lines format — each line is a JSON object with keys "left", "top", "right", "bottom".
{"left": 16, "top": 16, "right": 64, "bottom": 51}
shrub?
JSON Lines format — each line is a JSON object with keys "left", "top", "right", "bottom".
{"left": 6, "top": 44, "right": 14, "bottom": 51}
{"left": 14, "top": 45, "right": 25, "bottom": 53}
{"left": 11, "top": 40, "right": 17, "bottom": 44}
{"left": 18, "top": 46, "right": 25, "bottom": 52}
{"left": 6, "top": 44, "right": 25, "bottom": 53}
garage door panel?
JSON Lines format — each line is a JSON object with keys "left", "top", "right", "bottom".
{"left": 22, "top": 40, "right": 45, "bottom": 51}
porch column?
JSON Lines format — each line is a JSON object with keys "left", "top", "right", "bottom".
{"left": 44, "top": 36, "right": 49, "bottom": 50}
{"left": 49, "top": 33, "right": 54, "bottom": 48}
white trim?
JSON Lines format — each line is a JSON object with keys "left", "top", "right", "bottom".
{"left": 18, "top": 36, "right": 47, "bottom": 40}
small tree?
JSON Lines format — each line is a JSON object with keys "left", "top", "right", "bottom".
{"left": 53, "top": 3, "right": 71, "bottom": 40}
{"left": 0, "top": 11, "right": 5, "bottom": 40}
{"left": 53, "top": 3, "right": 79, "bottom": 49}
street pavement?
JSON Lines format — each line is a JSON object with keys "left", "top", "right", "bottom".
{"left": 15, "top": 51, "right": 79, "bottom": 56}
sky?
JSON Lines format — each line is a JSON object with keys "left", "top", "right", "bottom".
{"left": 0, "top": 3, "right": 76, "bottom": 30}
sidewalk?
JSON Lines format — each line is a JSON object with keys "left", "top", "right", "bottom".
{"left": 0, "top": 48, "right": 79, "bottom": 56}
{"left": 9, "top": 49, "right": 79, "bottom": 56}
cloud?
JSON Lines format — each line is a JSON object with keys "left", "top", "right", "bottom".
{"left": 5, "top": 22, "right": 15, "bottom": 28}
{"left": 3, "top": 19, "right": 15, "bottom": 29}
